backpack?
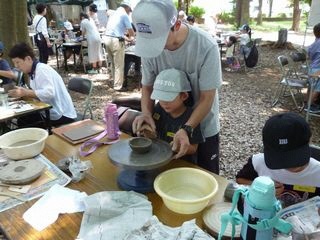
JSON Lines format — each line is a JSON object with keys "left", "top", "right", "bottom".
{"left": 244, "top": 41, "right": 259, "bottom": 68}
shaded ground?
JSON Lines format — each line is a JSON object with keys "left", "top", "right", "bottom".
{"left": 50, "top": 42, "right": 319, "bottom": 181}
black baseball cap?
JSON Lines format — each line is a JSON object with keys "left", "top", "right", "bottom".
{"left": 263, "top": 112, "right": 311, "bottom": 169}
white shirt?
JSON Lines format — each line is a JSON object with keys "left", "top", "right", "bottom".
{"left": 31, "top": 63, "right": 76, "bottom": 120}
{"left": 33, "top": 14, "right": 49, "bottom": 38}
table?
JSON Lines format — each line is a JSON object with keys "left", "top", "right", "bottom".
{"left": 0, "top": 99, "right": 52, "bottom": 134}
{"left": 0, "top": 132, "right": 229, "bottom": 240}
{"left": 62, "top": 42, "right": 82, "bottom": 71}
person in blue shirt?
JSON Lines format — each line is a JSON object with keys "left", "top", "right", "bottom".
{"left": 306, "top": 23, "right": 320, "bottom": 113}
{"left": 103, "top": 2, "right": 134, "bottom": 91}
{"left": 0, "top": 41, "right": 15, "bottom": 86}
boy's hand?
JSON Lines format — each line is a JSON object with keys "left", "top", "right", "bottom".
{"left": 132, "top": 114, "right": 156, "bottom": 136}
{"left": 8, "top": 87, "right": 26, "bottom": 98}
{"left": 139, "top": 124, "right": 157, "bottom": 139}
{"left": 171, "top": 129, "right": 190, "bottom": 159}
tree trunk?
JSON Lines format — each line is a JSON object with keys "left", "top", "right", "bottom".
{"left": 0, "top": 0, "right": 29, "bottom": 60}
{"left": 178, "top": 0, "right": 183, "bottom": 11}
{"left": 236, "top": 0, "right": 250, "bottom": 27}
{"left": 256, "top": 0, "right": 263, "bottom": 25}
{"left": 108, "top": 0, "right": 117, "bottom": 10}
{"left": 291, "top": 0, "right": 301, "bottom": 32}
{"left": 268, "top": 0, "right": 273, "bottom": 17}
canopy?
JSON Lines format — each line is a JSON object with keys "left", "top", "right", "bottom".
{"left": 308, "top": 0, "right": 320, "bottom": 26}
{"left": 27, "top": 0, "right": 93, "bottom": 7}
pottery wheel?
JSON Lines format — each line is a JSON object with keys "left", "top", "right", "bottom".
{"left": 108, "top": 138, "right": 173, "bottom": 171}
{"left": 203, "top": 202, "right": 241, "bottom": 239}
{"left": 0, "top": 159, "right": 45, "bottom": 185}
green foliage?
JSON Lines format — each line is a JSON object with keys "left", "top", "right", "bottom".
{"left": 189, "top": 6, "right": 205, "bottom": 19}
{"left": 277, "top": 13, "right": 287, "bottom": 18}
{"left": 217, "top": 11, "right": 235, "bottom": 24}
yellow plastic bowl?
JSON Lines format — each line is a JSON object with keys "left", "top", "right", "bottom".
{"left": 154, "top": 167, "right": 219, "bottom": 214}
{"left": 0, "top": 128, "right": 48, "bottom": 160}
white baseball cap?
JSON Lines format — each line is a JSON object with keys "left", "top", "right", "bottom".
{"left": 151, "top": 68, "right": 191, "bottom": 101}
{"left": 63, "top": 21, "right": 73, "bottom": 31}
{"left": 132, "top": 0, "right": 177, "bottom": 58}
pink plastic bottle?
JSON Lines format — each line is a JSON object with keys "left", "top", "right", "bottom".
{"left": 104, "top": 102, "right": 119, "bottom": 140}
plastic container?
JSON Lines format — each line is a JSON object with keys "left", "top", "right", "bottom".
{"left": 104, "top": 102, "right": 119, "bottom": 140}
{"left": 0, "top": 128, "right": 48, "bottom": 160}
{"left": 154, "top": 167, "right": 218, "bottom": 214}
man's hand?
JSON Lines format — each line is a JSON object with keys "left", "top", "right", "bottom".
{"left": 132, "top": 114, "right": 156, "bottom": 136}
{"left": 172, "top": 128, "right": 190, "bottom": 159}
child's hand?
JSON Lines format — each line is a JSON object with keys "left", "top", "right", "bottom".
{"left": 139, "top": 124, "right": 157, "bottom": 139}
{"left": 132, "top": 114, "right": 156, "bottom": 136}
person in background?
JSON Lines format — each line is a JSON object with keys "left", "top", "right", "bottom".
{"left": 103, "top": 2, "right": 134, "bottom": 91}
{"left": 33, "top": 3, "right": 51, "bottom": 64}
{"left": 80, "top": 12, "right": 103, "bottom": 74}
{"left": 137, "top": 68, "right": 204, "bottom": 162}
{"left": 0, "top": 41, "right": 15, "bottom": 86}
{"left": 131, "top": 0, "right": 222, "bottom": 174}
{"left": 238, "top": 24, "right": 251, "bottom": 58}
{"left": 236, "top": 112, "right": 320, "bottom": 207}
{"left": 224, "top": 35, "right": 240, "bottom": 72}
{"left": 58, "top": 21, "right": 80, "bottom": 60}
{"left": 178, "top": 10, "right": 187, "bottom": 24}
{"left": 186, "top": 15, "right": 195, "bottom": 25}
{"left": 305, "top": 23, "right": 320, "bottom": 113}
{"left": 88, "top": 3, "right": 100, "bottom": 29}
{"left": 8, "top": 43, "right": 76, "bottom": 127}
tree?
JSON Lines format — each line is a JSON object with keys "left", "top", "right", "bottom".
{"left": 268, "top": 0, "right": 273, "bottom": 17}
{"left": 108, "top": 0, "right": 117, "bottom": 10}
{"left": 235, "top": 0, "right": 250, "bottom": 27}
{"left": 291, "top": 0, "right": 301, "bottom": 31}
{"left": 256, "top": 0, "right": 263, "bottom": 25}
{"left": 0, "top": 0, "right": 29, "bottom": 59}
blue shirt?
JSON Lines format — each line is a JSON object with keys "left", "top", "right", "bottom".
{"left": 308, "top": 38, "right": 320, "bottom": 69}
{"left": 0, "top": 59, "right": 12, "bottom": 84}
{"left": 105, "top": 7, "right": 132, "bottom": 38}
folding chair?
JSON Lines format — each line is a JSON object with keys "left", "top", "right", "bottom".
{"left": 68, "top": 77, "right": 93, "bottom": 120}
{"left": 271, "top": 55, "right": 308, "bottom": 111}
{"left": 290, "top": 50, "right": 309, "bottom": 80}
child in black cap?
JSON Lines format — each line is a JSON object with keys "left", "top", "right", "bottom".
{"left": 236, "top": 112, "right": 320, "bottom": 207}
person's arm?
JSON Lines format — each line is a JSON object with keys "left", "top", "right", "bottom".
{"left": 186, "top": 144, "right": 198, "bottom": 155}
{"left": 172, "top": 89, "right": 215, "bottom": 158}
{"left": 40, "top": 17, "right": 51, "bottom": 47}
{"left": 0, "top": 69, "right": 15, "bottom": 79}
{"left": 132, "top": 84, "right": 156, "bottom": 135}
{"left": 235, "top": 157, "right": 258, "bottom": 185}
{"left": 8, "top": 87, "right": 37, "bottom": 99}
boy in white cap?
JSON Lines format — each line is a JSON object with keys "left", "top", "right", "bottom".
{"left": 131, "top": 0, "right": 222, "bottom": 173}
{"left": 236, "top": 112, "right": 320, "bottom": 207}
{"left": 138, "top": 68, "right": 204, "bottom": 159}
{"left": 0, "top": 41, "right": 15, "bottom": 86}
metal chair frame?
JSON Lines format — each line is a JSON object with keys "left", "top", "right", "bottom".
{"left": 272, "top": 55, "right": 308, "bottom": 111}
{"left": 68, "top": 77, "right": 94, "bottom": 120}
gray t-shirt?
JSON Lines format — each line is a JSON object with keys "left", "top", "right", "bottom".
{"left": 141, "top": 25, "right": 222, "bottom": 137}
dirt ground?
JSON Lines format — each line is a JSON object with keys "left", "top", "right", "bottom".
{"left": 50, "top": 41, "right": 320, "bottom": 181}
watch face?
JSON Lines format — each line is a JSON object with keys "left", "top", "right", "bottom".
{"left": 182, "top": 125, "right": 193, "bottom": 137}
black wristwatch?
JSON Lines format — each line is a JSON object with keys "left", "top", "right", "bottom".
{"left": 181, "top": 124, "right": 194, "bottom": 138}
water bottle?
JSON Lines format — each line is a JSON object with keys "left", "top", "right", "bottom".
{"left": 104, "top": 102, "right": 119, "bottom": 140}
{"left": 219, "top": 176, "right": 292, "bottom": 240}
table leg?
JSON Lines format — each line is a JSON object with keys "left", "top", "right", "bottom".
{"left": 44, "top": 109, "right": 52, "bottom": 135}
{"left": 56, "top": 44, "right": 59, "bottom": 69}
{"left": 64, "top": 48, "right": 68, "bottom": 71}
{"left": 73, "top": 48, "right": 76, "bottom": 71}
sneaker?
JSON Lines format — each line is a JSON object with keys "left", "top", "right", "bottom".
{"left": 304, "top": 104, "right": 320, "bottom": 113}
{"left": 87, "top": 69, "right": 98, "bottom": 74}
{"left": 224, "top": 67, "right": 232, "bottom": 72}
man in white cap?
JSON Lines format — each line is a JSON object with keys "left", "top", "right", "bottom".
{"left": 103, "top": 1, "right": 134, "bottom": 91}
{"left": 131, "top": 0, "right": 222, "bottom": 174}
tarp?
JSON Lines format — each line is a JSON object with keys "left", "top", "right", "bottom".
{"left": 308, "top": 0, "right": 320, "bottom": 26}
{"left": 27, "top": 0, "right": 93, "bottom": 7}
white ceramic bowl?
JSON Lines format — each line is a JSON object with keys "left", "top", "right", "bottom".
{"left": 154, "top": 167, "right": 219, "bottom": 214}
{"left": 0, "top": 128, "right": 48, "bottom": 160}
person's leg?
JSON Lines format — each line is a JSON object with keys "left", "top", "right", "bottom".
{"left": 113, "top": 39, "right": 125, "bottom": 90}
{"left": 104, "top": 38, "right": 115, "bottom": 79}
{"left": 51, "top": 116, "right": 75, "bottom": 127}
{"left": 197, "top": 133, "right": 220, "bottom": 174}
{"left": 38, "top": 40, "right": 49, "bottom": 64}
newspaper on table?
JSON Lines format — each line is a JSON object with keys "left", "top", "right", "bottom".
{"left": 280, "top": 196, "right": 320, "bottom": 236}
{"left": 0, "top": 152, "right": 71, "bottom": 212}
